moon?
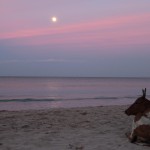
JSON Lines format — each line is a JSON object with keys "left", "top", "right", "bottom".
{"left": 51, "top": 17, "right": 57, "bottom": 22}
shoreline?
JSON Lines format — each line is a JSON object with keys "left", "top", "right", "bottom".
{"left": 0, "top": 105, "right": 149, "bottom": 150}
{"left": 0, "top": 99, "right": 134, "bottom": 111}
{"left": 0, "top": 104, "right": 128, "bottom": 112}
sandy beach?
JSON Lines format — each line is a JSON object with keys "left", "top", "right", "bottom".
{"left": 0, "top": 105, "right": 149, "bottom": 150}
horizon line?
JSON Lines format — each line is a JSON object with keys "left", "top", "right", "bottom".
{"left": 0, "top": 76, "right": 150, "bottom": 79}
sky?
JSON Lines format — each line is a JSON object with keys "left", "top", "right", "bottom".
{"left": 0, "top": 0, "right": 150, "bottom": 77}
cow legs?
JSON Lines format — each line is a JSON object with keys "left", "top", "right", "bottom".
{"left": 129, "top": 131, "right": 137, "bottom": 143}
{"left": 125, "top": 131, "right": 137, "bottom": 143}
{"left": 128, "top": 120, "right": 138, "bottom": 143}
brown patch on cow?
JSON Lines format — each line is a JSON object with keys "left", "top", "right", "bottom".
{"left": 134, "top": 125, "right": 150, "bottom": 141}
{"left": 144, "top": 108, "right": 150, "bottom": 116}
{"left": 134, "top": 113, "right": 144, "bottom": 122}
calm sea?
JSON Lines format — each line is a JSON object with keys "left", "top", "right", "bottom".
{"left": 0, "top": 77, "right": 150, "bottom": 110}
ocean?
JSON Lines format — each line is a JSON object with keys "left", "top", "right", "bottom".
{"left": 0, "top": 77, "right": 150, "bottom": 110}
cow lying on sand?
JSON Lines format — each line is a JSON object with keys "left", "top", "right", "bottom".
{"left": 125, "top": 88, "right": 150, "bottom": 143}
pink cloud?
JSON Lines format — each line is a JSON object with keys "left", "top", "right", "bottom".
{"left": 9, "top": 28, "right": 149, "bottom": 52}
{"left": 1, "top": 13, "right": 150, "bottom": 49}
{"left": 1, "top": 13, "right": 149, "bottom": 39}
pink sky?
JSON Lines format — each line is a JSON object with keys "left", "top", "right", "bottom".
{"left": 0, "top": 13, "right": 149, "bottom": 49}
{"left": 0, "top": 0, "right": 150, "bottom": 77}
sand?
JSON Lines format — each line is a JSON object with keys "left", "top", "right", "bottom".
{"left": 0, "top": 105, "right": 149, "bottom": 150}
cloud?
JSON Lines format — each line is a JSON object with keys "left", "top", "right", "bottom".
{"left": 0, "top": 13, "right": 150, "bottom": 49}
{"left": 0, "top": 59, "right": 85, "bottom": 64}
{"left": 1, "top": 13, "right": 150, "bottom": 40}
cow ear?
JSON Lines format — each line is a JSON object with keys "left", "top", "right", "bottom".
{"left": 144, "top": 88, "right": 146, "bottom": 97}
{"left": 142, "top": 88, "right": 146, "bottom": 98}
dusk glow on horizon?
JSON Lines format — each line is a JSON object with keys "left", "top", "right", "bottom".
{"left": 0, "top": 0, "right": 150, "bottom": 77}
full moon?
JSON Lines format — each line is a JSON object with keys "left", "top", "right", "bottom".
{"left": 51, "top": 17, "right": 57, "bottom": 22}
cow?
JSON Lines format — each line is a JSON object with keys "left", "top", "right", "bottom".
{"left": 125, "top": 88, "right": 150, "bottom": 143}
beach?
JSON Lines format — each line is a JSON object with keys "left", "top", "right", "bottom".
{"left": 0, "top": 105, "right": 149, "bottom": 150}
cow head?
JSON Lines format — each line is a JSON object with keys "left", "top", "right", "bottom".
{"left": 125, "top": 88, "right": 150, "bottom": 116}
